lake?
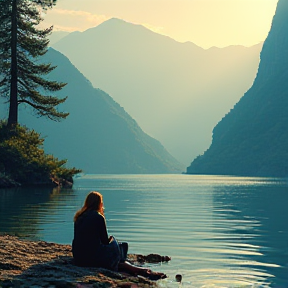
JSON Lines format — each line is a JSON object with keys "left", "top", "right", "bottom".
{"left": 0, "top": 174, "right": 288, "bottom": 287}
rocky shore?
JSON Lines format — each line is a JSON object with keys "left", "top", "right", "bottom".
{"left": 0, "top": 174, "right": 72, "bottom": 189}
{"left": 0, "top": 174, "right": 20, "bottom": 188}
{"left": 0, "top": 235, "right": 171, "bottom": 288}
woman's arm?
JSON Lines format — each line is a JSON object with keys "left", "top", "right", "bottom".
{"left": 98, "top": 214, "right": 110, "bottom": 245}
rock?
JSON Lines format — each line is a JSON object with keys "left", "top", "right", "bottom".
{"left": 0, "top": 174, "right": 20, "bottom": 188}
{"left": 127, "top": 254, "right": 171, "bottom": 264}
{"left": 117, "top": 282, "right": 138, "bottom": 288}
{"left": 175, "top": 274, "right": 182, "bottom": 282}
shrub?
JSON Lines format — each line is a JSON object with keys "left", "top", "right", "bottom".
{"left": 0, "top": 121, "right": 81, "bottom": 186}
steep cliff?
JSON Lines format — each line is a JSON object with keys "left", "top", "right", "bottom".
{"left": 187, "top": 0, "right": 288, "bottom": 177}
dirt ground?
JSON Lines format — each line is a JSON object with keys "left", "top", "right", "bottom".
{"left": 0, "top": 235, "right": 170, "bottom": 288}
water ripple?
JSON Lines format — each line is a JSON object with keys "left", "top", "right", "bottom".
{"left": 1, "top": 174, "right": 288, "bottom": 287}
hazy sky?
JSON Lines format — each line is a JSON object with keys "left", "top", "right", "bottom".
{"left": 42, "top": 0, "right": 278, "bottom": 48}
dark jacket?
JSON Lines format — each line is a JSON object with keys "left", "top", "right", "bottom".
{"left": 72, "top": 210, "right": 109, "bottom": 266}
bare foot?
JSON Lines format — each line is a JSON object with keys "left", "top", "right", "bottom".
{"left": 142, "top": 269, "right": 167, "bottom": 280}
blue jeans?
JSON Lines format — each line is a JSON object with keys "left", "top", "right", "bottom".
{"left": 97, "top": 236, "right": 128, "bottom": 271}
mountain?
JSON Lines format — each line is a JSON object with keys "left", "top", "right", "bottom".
{"left": 52, "top": 18, "right": 262, "bottom": 165}
{"left": 187, "top": 0, "right": 288, "bottom": 177}
{"left": 48, "top": 31, "right": 70, "bottom": 46}
{"left": 0, "top": 48, "right": 184, "bottom": 174}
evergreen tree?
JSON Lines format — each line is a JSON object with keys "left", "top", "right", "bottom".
{"left": 0, "top": 0, "right": 68, "bottom": 126}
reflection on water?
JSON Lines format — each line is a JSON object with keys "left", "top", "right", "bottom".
{"left": 0, "top": 186, "right": 77, "bottom": 242}
{"left": 212, "top": 182, "right": 288, "bottom": 287}
{"left": 0, "top": 174, "right": 288, "bottom": 287}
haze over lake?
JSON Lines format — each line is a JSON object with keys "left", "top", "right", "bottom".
{"left": 51, "top": 19, "right": 262, "bottom": 164}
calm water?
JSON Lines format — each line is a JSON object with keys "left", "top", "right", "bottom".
{"left": 1, "top": 174, "right": 288, "bottom": 287}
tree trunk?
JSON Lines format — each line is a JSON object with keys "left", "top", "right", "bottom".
{"left": 8, "top": 0, "right": 18, "bottom": 126}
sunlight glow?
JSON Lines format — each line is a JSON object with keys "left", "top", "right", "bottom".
{"left": 42, "top": 0, "right": 278, "bottom": 48}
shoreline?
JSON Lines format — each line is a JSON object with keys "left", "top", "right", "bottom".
{"left": 0, "top": 235, "right": 170, "bottom": 288}
{"left": 0, "top": 174, "right": 72, "bottom": 189}
{"left": 0, "top": 174, "right": 20, "bottom": 188}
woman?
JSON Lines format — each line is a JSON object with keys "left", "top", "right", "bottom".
{"left": 72, "top": 191, "right": 167, "bottom": 280}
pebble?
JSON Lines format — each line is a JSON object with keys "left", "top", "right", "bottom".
{"left": 175, "top": 274, "right": 182, "bottom": 282}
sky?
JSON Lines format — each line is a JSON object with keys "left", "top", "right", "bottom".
{"left": 42, "top": 0, "right": 278, "bottom": 49}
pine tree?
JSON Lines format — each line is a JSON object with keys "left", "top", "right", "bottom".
{"left": 0, "top": 0, "right": 68, "bottom": 126}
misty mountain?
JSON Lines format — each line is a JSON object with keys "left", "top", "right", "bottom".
{"left": 187, "top": 0, "right": 288, "bottom": 177}
{"left": 52, "top": 18, "right": 262, "bottom": 165}
{"left": 1, "top": 48, "right": 184, "bottom": 174}
{"left": 48, "top": 31, "right": 70, "bottom": 46}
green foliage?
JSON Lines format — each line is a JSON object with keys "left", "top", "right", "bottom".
{"left": 0, "top": 121, "right": 81, "bottom": 185}
{"left": 0, "top": 0, "right": 68, "bottom": 125}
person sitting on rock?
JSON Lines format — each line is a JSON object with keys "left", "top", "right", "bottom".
{"left": 72, "top": 191, "right": 167, "bottom": 280}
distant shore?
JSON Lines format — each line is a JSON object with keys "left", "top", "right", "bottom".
{"left": 0, "top": 235, "right": 170, "bottom": 288}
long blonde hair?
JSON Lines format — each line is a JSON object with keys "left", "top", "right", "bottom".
{"left": 74, "top": 191, "right": 104, "bottom": 222}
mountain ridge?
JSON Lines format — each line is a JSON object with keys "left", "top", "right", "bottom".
{"left": 52, "top": 18, "right": 262, "bottom": 164}
{"left": 1, "top": 48, "right": 184, "bottom": 174}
